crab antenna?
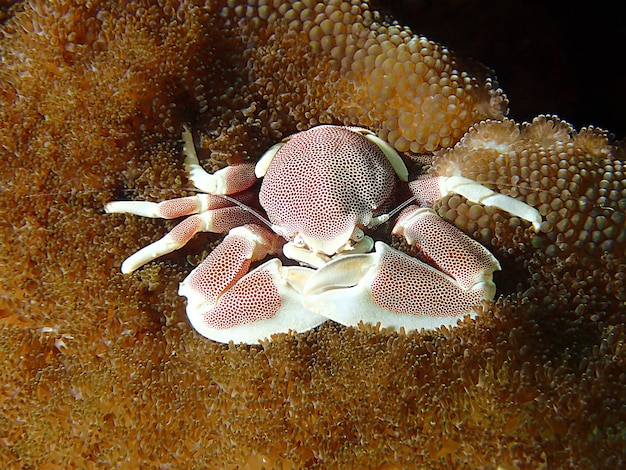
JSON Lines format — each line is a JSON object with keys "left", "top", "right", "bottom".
{"left": 216, "top": 194, "right": 275, "bottom": 230}
{"left": 387, "top": 195, "right": 417, "bottom": 218}
{"left": 368, "top": 195, "right": 417, "bottom": 228}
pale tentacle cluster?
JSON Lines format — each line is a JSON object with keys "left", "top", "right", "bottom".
{"left": 106, "top": 125, "right": 541, "bottom": 343}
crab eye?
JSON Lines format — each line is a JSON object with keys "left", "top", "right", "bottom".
{"left": 293, "top": 234, "right": 306, "bottom": 247}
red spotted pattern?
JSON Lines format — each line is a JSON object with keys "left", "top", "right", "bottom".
{"left": 185, "top": 235, "right": 256, "bottom": 305}
{"left": 168, "top": 215, "right": 203, "bottom": 244}
{"left": 408, "top": 176, "right": 441, "bottom": 207}
{"left": 158, "top": 196, "right": 200, "bottom": 218}
{"left": 259, "top": 126, "right": 396, "bottom": 242}
{"left": 400, "top": 209, "right": 497, "bottom": 290}
{"left": 208, "top": 207, "right": 263, "bottom": 233}
{"left": 221, "top": 163, "right": 257, "bottom": 193}
{"left": 371, "top": 250, "right": 483, "bottom": 317}
{"left": 204, "top": 269, "right": 282, "bottom": 329}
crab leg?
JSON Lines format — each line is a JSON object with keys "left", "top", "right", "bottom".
{"left": 303, "top": 207, "right": 501, "bottom": 332}
{"left": 105, "top": 125, "right": 262, "bottom": 274}
{"left": 179, "top": 224, "right": 326, "bottom": 344}
{"left": 182, "top": 126, "right": 258, "bottom": 195}
{"left": 105, "top": 192, "right": 262, "bottom": 273}
{"left": 410, "top": 175, "right": 542, "bottom": 230}
{"left": 123, "top": 207, "right": 262, "bottom": 274}
{"left": 106, "top": 192, "right": 235, "bottom": 219}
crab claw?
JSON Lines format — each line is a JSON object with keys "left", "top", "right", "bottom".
{"left": 303, "top": 242, "right": 496, "bottom": 332}
{"left": 178, "top": 225, "right": 326, "bottom": 344}
{"left": 181, "top": 260, "right": 326, "bottom": 344}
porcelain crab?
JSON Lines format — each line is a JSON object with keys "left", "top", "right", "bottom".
{"left": 106, "top": 125, "right": 541, "bottom": 343}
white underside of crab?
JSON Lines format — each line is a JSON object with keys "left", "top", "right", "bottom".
{"left": 106, "top": 125, "right": 541, "bottom": 344}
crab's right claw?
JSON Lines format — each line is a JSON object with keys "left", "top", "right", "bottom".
{"left": 181, "top": 260, "right": 326, "bottom": 344}
{"left": 178, "top": 226, "right": 325, "bottom": 344}
{"left": 303, "top": 242, "right": 493, "bottom": 332}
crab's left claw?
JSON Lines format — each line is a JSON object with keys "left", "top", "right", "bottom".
{"left": 307, "top": 206, "right": 502, "bottom": 333}
{"left": 304, "top": 236, "right": 499, "bottom": 332}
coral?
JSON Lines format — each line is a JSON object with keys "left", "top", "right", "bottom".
{"left": 0, "top": 0, "right": 624, "bottom": 468}
{"left": 430, "top": 116, "right": 624, "bottom": 263}
{"left": 219, "top": 0, "right": 507, "bottom": 154}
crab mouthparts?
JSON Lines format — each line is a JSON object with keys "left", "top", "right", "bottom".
{"left": 295, "top": 225, "right": 365, "bottom": 257}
